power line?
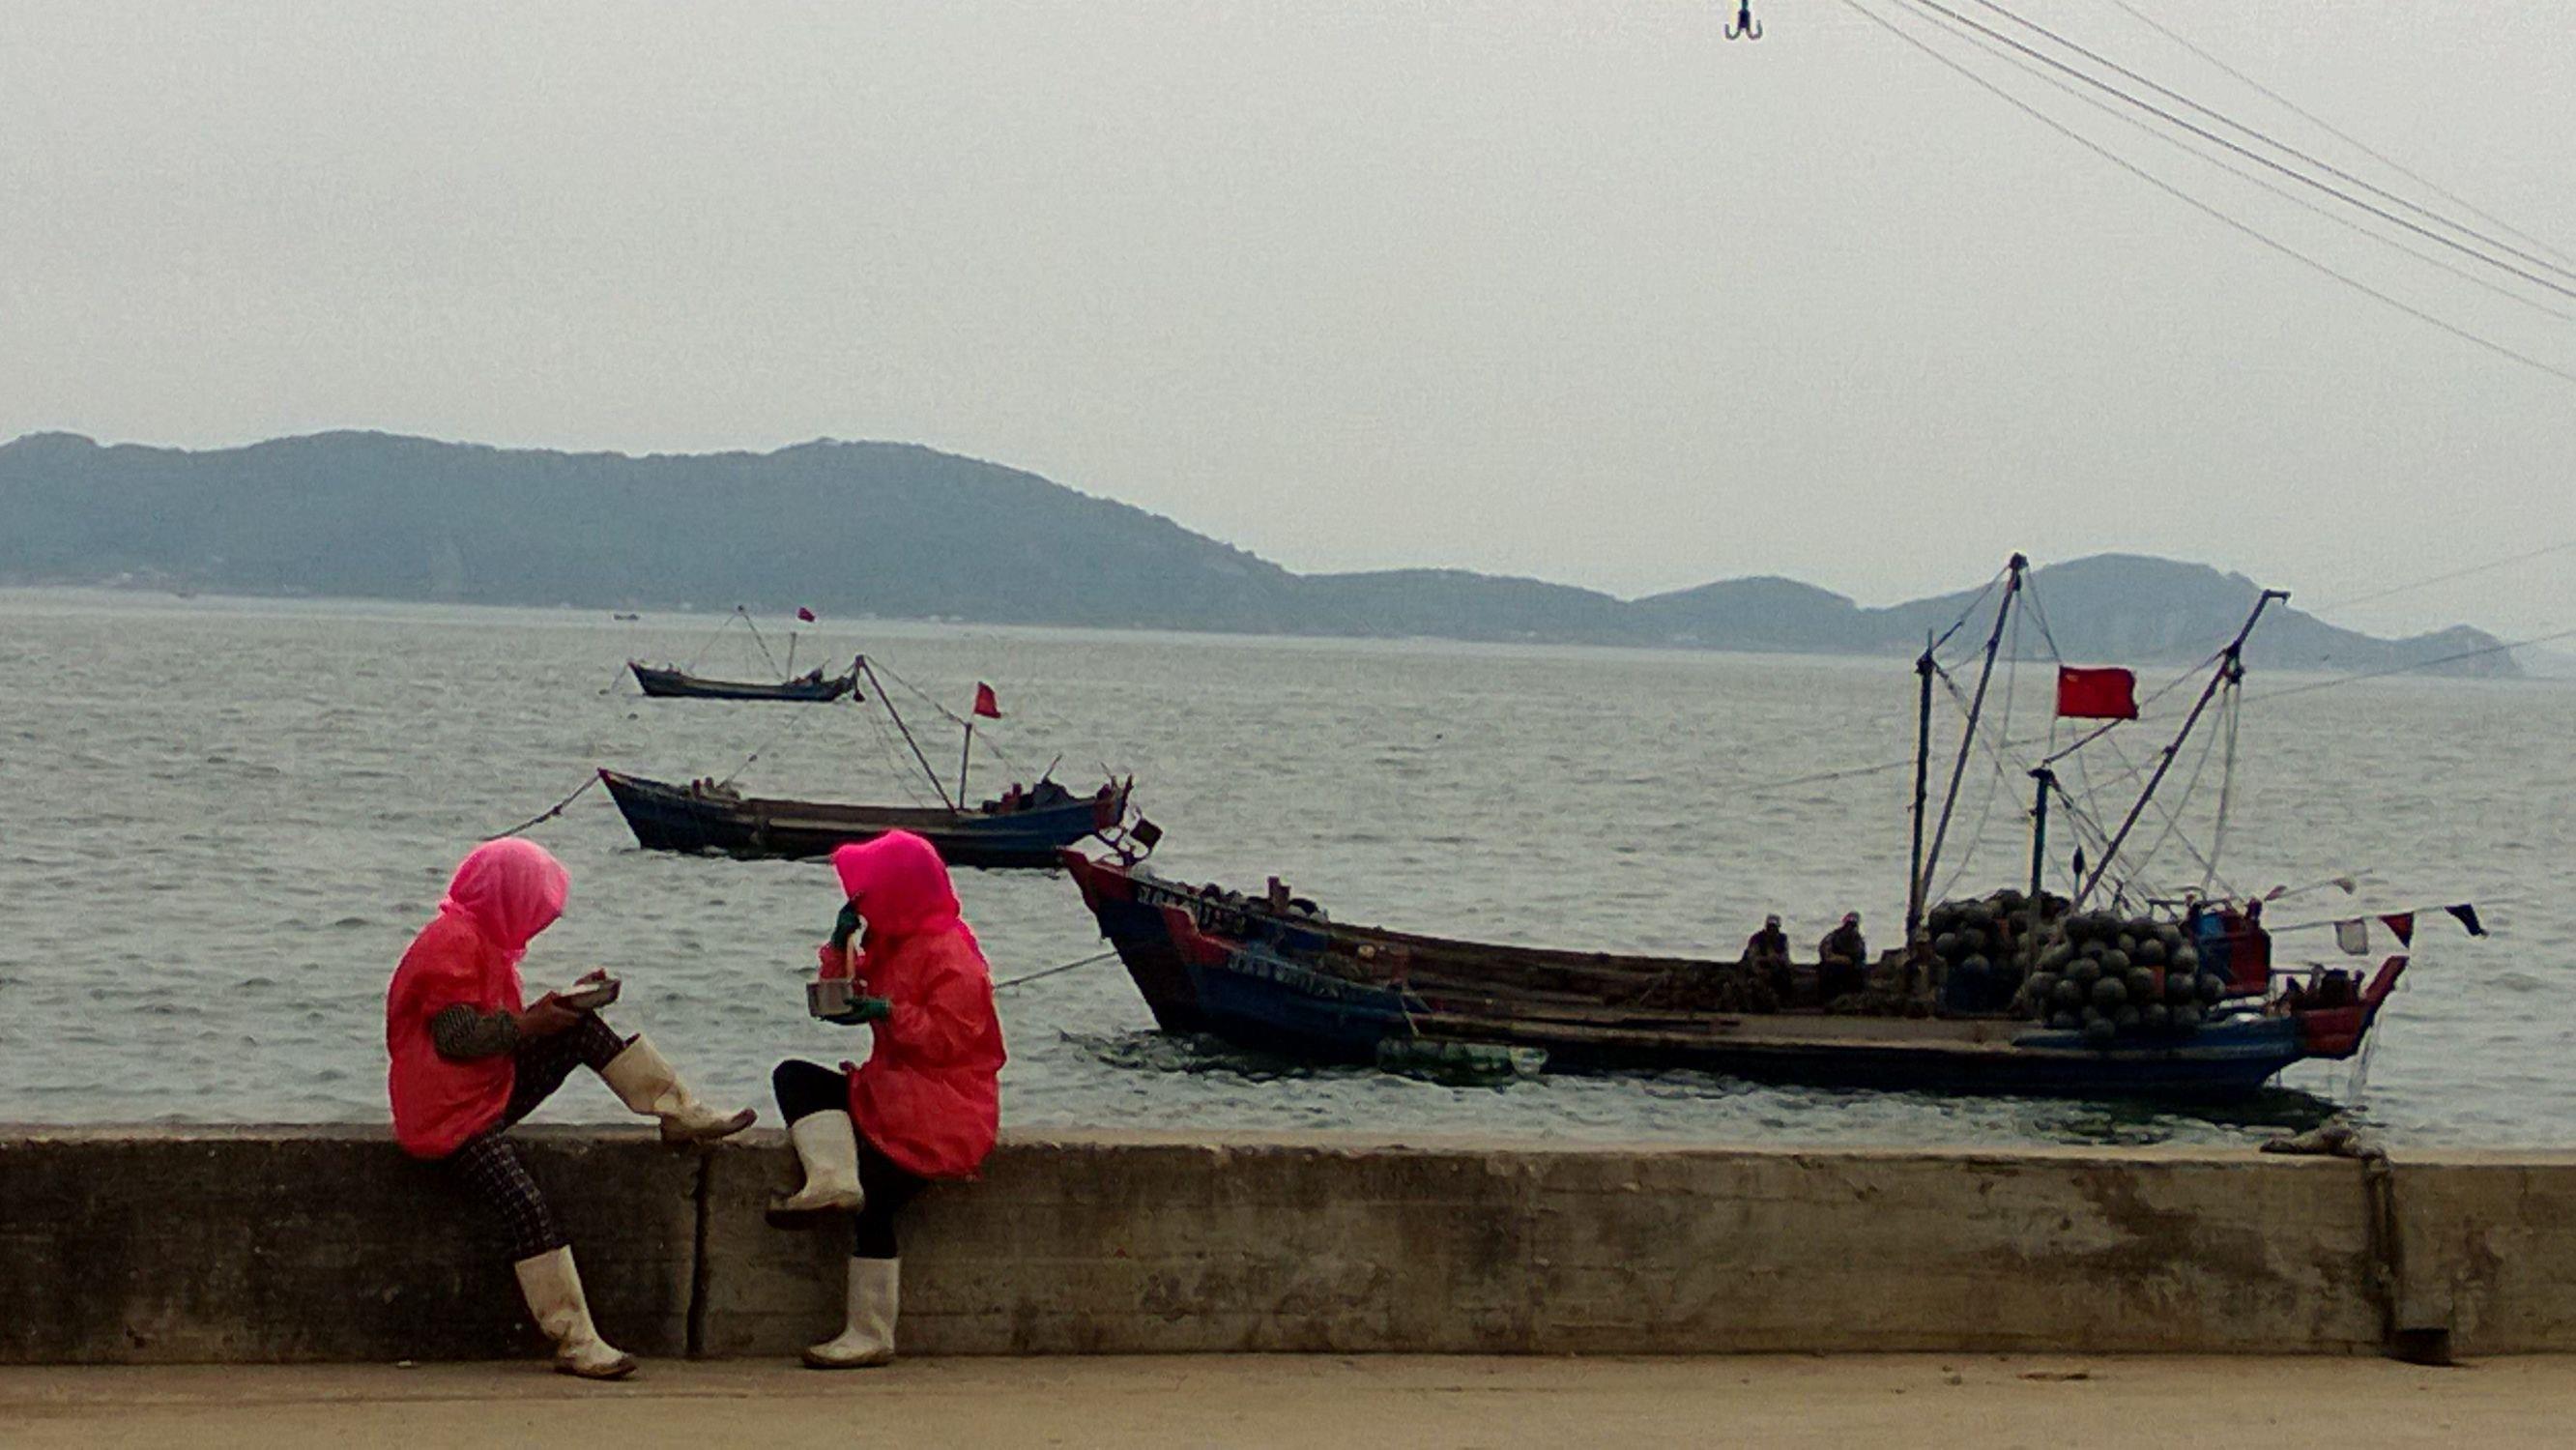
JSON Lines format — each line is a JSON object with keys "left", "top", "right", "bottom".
{"left": 1963, "top": 0, "right": 2576, "bottom": 292}
{"left": 1912, "top": 0, "right": 2573, "bottom": 324}
{"left": 2098, "top": 0, "right": 2576, "bottom": 273}
{"left": 1892, "top": 0, "right": 2576, "bottom": 304}
{"left": 1842, "top": 0, "right": 2576, "bottom": 390}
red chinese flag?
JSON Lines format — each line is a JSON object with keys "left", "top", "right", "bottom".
{"left": 2056, "top": 666, "right": 2138, "bottom": 720}
{"left": 972, "top": 682, "right": 1002, "bottom": 719}
{"left": 796, "top": 606, "right": 817, "bottom": 623}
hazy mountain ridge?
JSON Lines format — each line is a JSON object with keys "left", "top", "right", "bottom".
{"left": 0, "top": 431, "right": 2518, "bottom": 677}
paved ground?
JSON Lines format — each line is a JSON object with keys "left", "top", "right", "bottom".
{"left": 5, "top": 1354, "right": 2571, "bottom": 1449}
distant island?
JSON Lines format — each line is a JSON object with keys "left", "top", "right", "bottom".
{"left": 0, "top": 430, "right": 2516, "bottom": 677}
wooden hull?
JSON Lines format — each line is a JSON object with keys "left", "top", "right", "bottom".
{"left": 1061, "top": 854, "right": 2401, "bottom": 1101}
{"left": 601, "top": 768, "right": 1122, "bottom": 868}
{"left": 629, "top": 662, "right": 855, "bottom": 702}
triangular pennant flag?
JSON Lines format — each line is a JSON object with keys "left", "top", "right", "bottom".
{"left": 2333, "top": 919, "right": 2371, "bottom": 956}
{"left": 2444, "top": 903, "right": 2487, "bottom": 938}
{"left": 796, "top": 606, "right": 817, "bottom": 623}
{"left": 2380, "top": 912, "right": 2416, "bottom": 946}
{"left": 972, "top": 682, "right": 1002, "bottom": 719}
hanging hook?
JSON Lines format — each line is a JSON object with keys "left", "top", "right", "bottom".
{"left": 1725, "top": 1, "right": 1761, "bottom": 39}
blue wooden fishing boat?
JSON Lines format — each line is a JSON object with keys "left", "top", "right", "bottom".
{"left": 602, "top": 769, "right": 1136, "bottom": 868}
{"left": 1061, "top": 853, "right": 2406, "bottom": 1100}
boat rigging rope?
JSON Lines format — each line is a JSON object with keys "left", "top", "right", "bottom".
{"left": 2202, "top": 684, "right": 2243, "bottom": 894}
{"left": 2303, "top": 539, "right": 2576, "bottom": 619}
{"left": 717, "top": 690, "right": 844, "bottom": 790}
{"left": 480, "top": 773, "right": 603, "bottom": 841}
{"left": 2253, "top": 624, "right": 2576, "bottom": 702}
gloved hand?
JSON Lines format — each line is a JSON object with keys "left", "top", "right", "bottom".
{"left": 824, "top": 996, "right": 893, "bottom": 1027}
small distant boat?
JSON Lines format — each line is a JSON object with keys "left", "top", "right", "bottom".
{"left": 628, "top": 661, "right": 856, "bottom": 702}
{"left": 628, "top": 604, "right": 849, "bottom": 702}
{"left": 602, "top": 654, "right": 1157, "bottom": 869}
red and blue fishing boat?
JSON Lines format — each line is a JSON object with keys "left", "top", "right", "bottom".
{"left": 1064, "top": 555, "right": 2422, "bottom": 1101}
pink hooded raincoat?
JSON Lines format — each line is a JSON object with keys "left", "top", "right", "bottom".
{"left": 823, "top": 831, "right": 1006, "bottom": 1180}
{"left": 385, "top": 838, "right": 569, "bottom": 1158}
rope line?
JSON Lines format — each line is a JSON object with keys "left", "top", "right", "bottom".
{"left": 481, "top": 774, "right": 602, "bottom": 841}
{"left": 992, "top": 949, "right": 1119, "bottom": 994}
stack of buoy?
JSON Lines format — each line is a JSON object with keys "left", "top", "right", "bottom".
{"left": 2014, "top": 912, "right": 2230, "bottom": 1047}
{"left": 1924, "top": 889, "right": 2048, "bottom": 1013}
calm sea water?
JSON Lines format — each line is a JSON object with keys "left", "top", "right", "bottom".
{"left": 2, "top": 589, "right": 2567, "bottom": 1146}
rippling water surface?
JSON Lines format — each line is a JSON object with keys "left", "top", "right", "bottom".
{"left": 3, "top": 589, "right": 2567, "bottom": 1146}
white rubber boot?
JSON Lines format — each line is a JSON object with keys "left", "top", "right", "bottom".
{"left": 599, "top": 1034, "right": 757, "bottom": 1143}
{"left": 512, "top": 1246, "right": 639, "bottom": 1380}
{"left": 767, "top": 1110, "right": 867, "bottom": 1224}
{"left": 803, "top": 1257, "right": 899, "bottom": 1369}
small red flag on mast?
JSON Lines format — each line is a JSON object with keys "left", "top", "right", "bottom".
{"left": 796, "top": 606, "right": 817, "bottom": 623}
{"left": 2055, "top": 666, "right": 2138, "bottom": 720}
{"left": 972, "top": 682, "right": 1002, "bottom": 719}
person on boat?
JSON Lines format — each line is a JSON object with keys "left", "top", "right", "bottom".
{"left": 1817, "top": 912, "right": 1868, "bottom": 1001}
{"left": 1743, "top": 914, "right": 1792, "bottom": 998}
{"left": 386, "top": 838, "right": 756, "bottom": 1380}
{"left": 768, "top": 830, "right": 1006, "bottom": 1370}
{"left": 2240, "top": 897, "right": 2274, "bottom": 984}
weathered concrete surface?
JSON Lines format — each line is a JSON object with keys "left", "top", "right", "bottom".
{"left": 11, "top": 1356, "right": 2576, "bottom": 1450}
{"left": 697, "top": 1131, "right": 2388, "bottom": 1356}
{"left": 2388, "top": 1152, "right": 2576, "bottom": 1356}
{"left": 9, "top": 1126, "right": 2566, "bottom": 1363}
{"left": 0, "top": 1126, "right": 698, "bottom": 1364}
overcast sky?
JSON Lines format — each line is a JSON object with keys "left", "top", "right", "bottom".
{"left": 3, "top": 1, "right": 2571, "bottom": 637}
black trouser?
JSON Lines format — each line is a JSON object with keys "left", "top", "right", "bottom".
{"left": 772, "top": 1058, "right": 928, "bottom": 1260}
{"left": 443, "top": 1014, "right": 630, "bottom": 1262}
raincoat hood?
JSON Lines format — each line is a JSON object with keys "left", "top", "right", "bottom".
{"left": 441, "top": 838, "right": 569, "bottom": 965}
{"left": 832, "top": 831, "right": 968, "bottom": 946}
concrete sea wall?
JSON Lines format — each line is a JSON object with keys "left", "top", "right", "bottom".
{"left": 3, "top": 1127, "right": 2570, "bottom": 1363}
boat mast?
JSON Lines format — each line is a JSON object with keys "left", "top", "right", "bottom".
{"left": 2026, "top": 765, "right": 2053, "bottom": 904}
{"left": 958, "top": 721, "right": 975, "bottom": 804}
{"left": 2075, "top": 589, "right": 2287, "bottom": 906}
{"left": 857, "top": 656, "right": 960, "bottom": 812}
{"left": 1905, "top": 641, "right": 1935, "bottom": 938}
{"left": 1916, "top": 553, "right": 2026, "bottom": 919}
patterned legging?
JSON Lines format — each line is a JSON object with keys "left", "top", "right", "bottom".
{"left": 442, "top": 1014, "right": 630, "bottom": 1262}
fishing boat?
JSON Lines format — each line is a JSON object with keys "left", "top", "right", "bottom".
{"left": 627, "top": 605, "right": 854, "bottom": 701}
{"left": 1063, "top": 555, "right": 2416, "bottom": 1101}
{"left": 1061, "top": 853, "right": 2402, "bottom": 1098}
{"left": 603, "top": 655, "right": 1156, "bottom": 869}
{"left": 628, "top": 661, "right": 856, "bottom": 702}
{"left": 602, "top": 769, "right": 1139, "bottom": 867}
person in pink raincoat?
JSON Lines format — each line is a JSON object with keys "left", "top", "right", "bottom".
{"left": 386, "top": 838, "right": 755, "bottom": 1379}
{"left": 767, "top": 829, "right": 1006, "bottom": 1369}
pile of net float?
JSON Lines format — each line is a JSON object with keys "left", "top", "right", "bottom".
{"left": 1656, "top": 888, "right": 2247, "bottom": 1043}
{"left": 1922, "top": 890, "right": 2234, "bottom": 1042}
